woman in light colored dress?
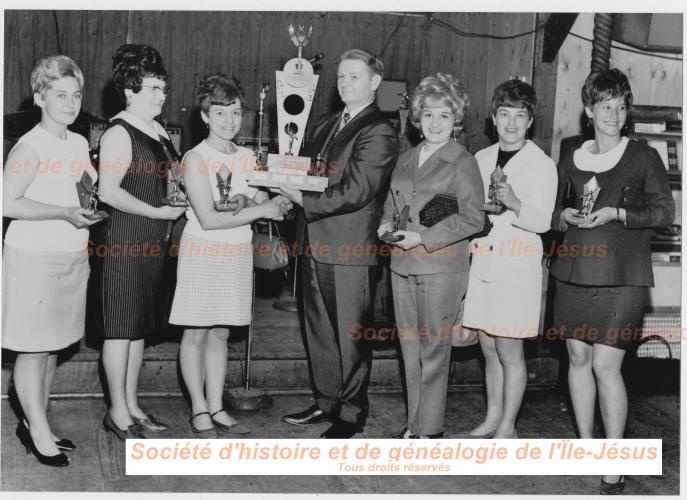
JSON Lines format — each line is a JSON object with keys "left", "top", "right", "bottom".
{"left": 170, "top": 73, "right": 290, "bottom": 437}
{"left": 461, "top": 79, "right": 557, "bottom": 438}
{"left": 3, "top": 55, "right": 99, "bottom": 466}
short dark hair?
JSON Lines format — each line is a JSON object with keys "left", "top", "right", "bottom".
{"left": 410, "top": 73, "right": 470, "bottom": 133}
{"left": 339, "top": 49, "right": 384, "bottom": 79}
{"left": 490, "top": 79, "right": 537, "bottom": 120}
{"left": 197, "top": 73, "right": 244, "bottom": 114}
{"left": 112, "top": 44, "right": 167, "bottom": 99}
{"left": 581, "top": 68, "right": 633, "bottom": 108}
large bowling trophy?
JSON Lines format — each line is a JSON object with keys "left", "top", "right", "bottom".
{"left": 246, "top": 24, "right": 328, "bottom": 192}
{"left": 75, "top": 171, "right": 109, "bottom": 220}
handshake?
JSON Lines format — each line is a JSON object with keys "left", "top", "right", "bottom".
{"left": 223, "top": 193, "right": 293, "bottom": 221}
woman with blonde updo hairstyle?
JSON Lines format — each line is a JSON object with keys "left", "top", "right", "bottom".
{"left": 378, "top": 73, "right": 485, "bottom": 438}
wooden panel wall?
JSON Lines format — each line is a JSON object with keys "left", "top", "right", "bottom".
{"left": 552, "top": 13, "right": 683, "bottom": 162}
{"left": 4, "top": 10, "right": 537, "bottom": 153}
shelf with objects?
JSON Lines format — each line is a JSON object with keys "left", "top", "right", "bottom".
{"left": 627, "top": 105, "right": 682, "bottom": 360}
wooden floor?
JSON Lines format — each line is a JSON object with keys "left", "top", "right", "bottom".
{"left": 0, "top": 390, "right": 679, "bottom": 495}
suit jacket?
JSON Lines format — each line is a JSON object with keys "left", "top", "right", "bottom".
{"left": 298, "top": 103, "right": 399, "bottom": 266}
{"left": 469, "top": 140, "right": 558, "bottom": 282}
{"left": 380, "top": 139, "right": 485, "bottom": 276}
{"left": 550, "top": 138, "right": 675, "bottom": 286}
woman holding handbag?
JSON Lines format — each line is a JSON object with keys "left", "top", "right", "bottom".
{"left": 169, "top": 73, "right": 290, "bottom": 437}
{"left": 377, "top": 73, "right": 485, "bottom": 438}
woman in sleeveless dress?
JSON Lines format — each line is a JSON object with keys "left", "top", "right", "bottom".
{"left": 90, "top": 44, "right": 185, "bottom": 440}
{"left": 169, "top": 74, "right": 290, "bottom": 437}
{"left": 3, "top": 55, "right": 99, "bottom": 466}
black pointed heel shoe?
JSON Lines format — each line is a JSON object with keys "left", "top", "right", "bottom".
{"left": 599, "top": 475, "right": 625, "bottom": 495}
{"left": 15, "top": 422, "right": 69, "bottom": 467}
{"left": 19, "top": 420, "right": 76, "bottom": 451}
{"left": 55, "top": 438, "right": 76, "bottom": 451}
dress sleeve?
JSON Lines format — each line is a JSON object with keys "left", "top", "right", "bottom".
{"left": 624, "top": 145, "right": 675, "bottom": 229}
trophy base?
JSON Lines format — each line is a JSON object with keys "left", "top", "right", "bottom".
{"left": 481, "top": 203, "right": 505, "bottom": 214}
{"left": 247, "top": 170, "right": 329, "bottom": 192}
{"left": 161, "top": 197, "right": 190, "bottom": 207}
{"left": 214, "top": 200, "right": 239, "bottom": 212}
{"left": 85, "top": 210, "right": 110, "bottom": 221}
{"left": 224, "top": 387, "right": 273, "bottom": 412}
{"left": 380, "top": 231, "right": 404, "bottom": 243}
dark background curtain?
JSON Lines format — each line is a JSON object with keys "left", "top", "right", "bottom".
{"left": 4, "top": 10, "right": 535, "bottom": 153}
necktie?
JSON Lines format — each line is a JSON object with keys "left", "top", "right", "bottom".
{"left": 340, "top": 111, "right": 351, "bottom": 131}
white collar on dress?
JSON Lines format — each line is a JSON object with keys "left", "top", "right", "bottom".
{"left": 111, "top": 110, "right": 170, "bottom": 141}
{"left": 574, "top": 137, "right": 629, "bottom": 173}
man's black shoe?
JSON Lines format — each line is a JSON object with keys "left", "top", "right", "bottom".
{"left": 281, "top": 405, "right": 329, "bottom": 426}
{"left": 320, "top": 421, "right": 360, "bottom": 439}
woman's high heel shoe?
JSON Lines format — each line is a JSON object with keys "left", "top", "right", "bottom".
{"left": 103, "top": 413, "right": 147, "bottom": 440}
{"left": 15, "top": 422, "right": 69, "bottom": 467}
{"left": 55, "top": 438, "right": 76, "bottom": 451}
{"left": 599, "top": 475, "right": 625, "bottom": 495}
{"left": 19, "top": 420, "right": 76, "bottom": 451}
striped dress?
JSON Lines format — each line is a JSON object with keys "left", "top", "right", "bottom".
{"left": 88, "top": 118, "right": 177, "bottom": 340}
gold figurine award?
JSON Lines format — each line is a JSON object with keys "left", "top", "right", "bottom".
{"left": 481, "top": 166, "right": 507, "bottom": 214}
{"left": 75, "top": 171, "right": 109, "bottom": 221}
{"left": 214, "top": 163, "right": 239, "bottom": 211}
{"left": 580, "top": 175, "right": 600, "bottom": 222}
{"left": 161, "top": 169, "right": 189, "bottom": 207}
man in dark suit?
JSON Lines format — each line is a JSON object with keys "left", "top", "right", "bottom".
{"left": 275, "top": 49, "right": 399, "bottom": 438}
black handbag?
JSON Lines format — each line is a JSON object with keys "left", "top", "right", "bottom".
{"left": 418, "top": 194, "right": 493, "bottom": 239}
{"left": 252, "top": 221, "right": 289, "bottom": 271}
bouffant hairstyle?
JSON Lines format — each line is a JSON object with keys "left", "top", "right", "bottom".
{"left": 409, "top": 73, "right": 470, "bottom": 133}
{"left": 339, "top": 49, "right": 384, "bottom": 79}
{"left": 581, "top": 68, "right": 633, "bottom": 109}
{"left": 197, "top": 73, "right": 245, "bottom": 114}
{"left": 490, "top": 79, "right": 537, "bottom": 120}
{"left": 30, "top": 55, "right": 84, "bottom": 95}
{"left": 112, "top": 44, "right": 167, "bottom": 99}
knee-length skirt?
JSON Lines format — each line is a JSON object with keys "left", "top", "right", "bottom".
{"left": 169, "top": 236, "right": 253, "bottom": 327}
{"left": 553, "top": 279, "right": 648, "bottom": 350}
{"left": 462, "top": 274, "right": 542, "bottom": 339}
{"left": 2, "top": 245, "right": 88, "bottom": 352}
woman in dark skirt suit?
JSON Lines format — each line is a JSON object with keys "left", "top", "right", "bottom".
{"left": 550, "top": 68, "right": 674, "bottom": 494}
{"left": 90, "top": 44, "right": 185, "bottom": 439}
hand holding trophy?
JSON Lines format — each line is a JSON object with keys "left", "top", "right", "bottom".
{"left": 380, "top": 203, "right": 410, "bottom": 243}
{"left": 75, "top": 171, "right": 109, "bottom": 221}
{"left": 214, "top": 163, "right": 240, "bottom": 212}
{"left": 162, "top": 169, "right": 190, "bottom": 207}
{"left": 481, "top": 166, "right": 508, "bottom": 214}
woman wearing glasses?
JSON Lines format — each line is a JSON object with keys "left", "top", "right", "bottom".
{"left": 90, "top": 44, "right": 185, "bottom": 440}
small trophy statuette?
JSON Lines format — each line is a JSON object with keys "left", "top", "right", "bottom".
{"left": 289, "top": 24, "right": 312, "bottom": 63}
{"left": 75, "top": 171, "right": 109, "bottom": 220}
{"left": 481, "top": 166, "right": 507, "bottom": 214}
{"left": 214, "top": 163, "right": 239, "bottom": 211}
{"left": 162, "top": 170, "right": 189, "bottom": 207}
{"left": 580, "top": 175, "right": 600, "bottom": 222}
{"left": 309, "top": 153, "right": 327, "bottom": 177}
{"left": 380, "top": 205, "right": 410, "bottom": 243}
